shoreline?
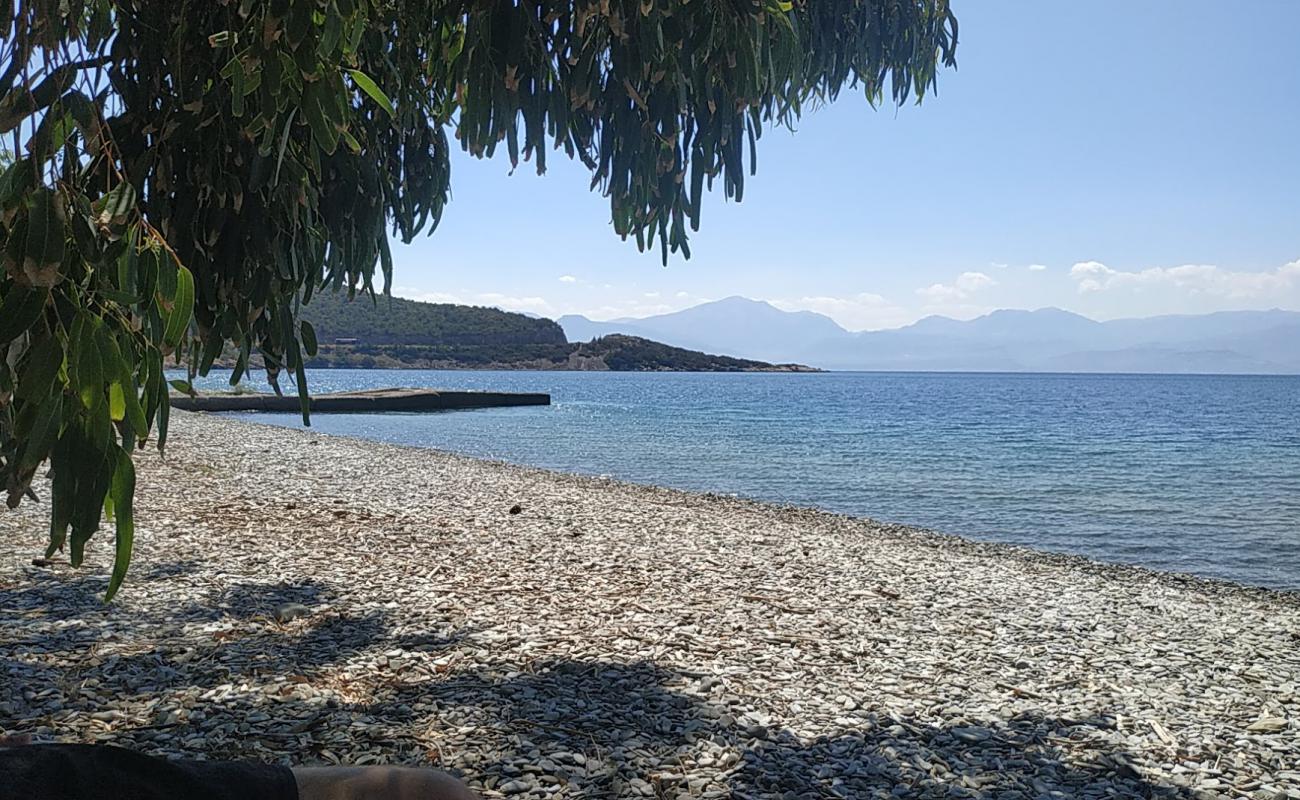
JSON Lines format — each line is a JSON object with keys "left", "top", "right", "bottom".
{"left": 229, "top": 411, "right": 1300, "bottom": 600}
{"left": 2, "top": 411, "right": 1298, "bottom": 798}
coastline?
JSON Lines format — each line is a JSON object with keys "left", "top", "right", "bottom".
{"left": 2, "top": 411, "right": 1297, "bottom": 798}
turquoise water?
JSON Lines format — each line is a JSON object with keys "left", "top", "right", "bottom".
{"left": 192, "top": 370, "right": 1300, "bottom": 590}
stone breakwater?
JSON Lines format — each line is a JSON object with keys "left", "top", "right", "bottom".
{"left": 1, "top": 411, "right": 1297, "bottom": 799}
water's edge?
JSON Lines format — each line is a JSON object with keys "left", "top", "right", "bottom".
{"left": 186, "top": 369, "right": 1300, "bottom": 590}
{"left": 210, "top": 409, "right": 1300, "bottom": 599}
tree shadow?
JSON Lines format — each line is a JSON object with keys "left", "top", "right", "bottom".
{"left": 351, "top": 660, "right": 1193, "bottom": 799}
{"left": 0, "top": 570, "right": 113, "bottom": 621}
{"left": 2, "top": 569, "right": 1194, "bottom": 798}
{"left": 204, "top": 579, "right": 332, "bottom": 620}
{"left": 1, "top": 573, "right": 437, "bottom": 734}
{"left": 138, "top": 560, "right": 204, "bottom": 581}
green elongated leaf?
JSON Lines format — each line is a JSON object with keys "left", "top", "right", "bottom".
{"left": 230, "top": 336, "right": 252, "bottom": 385}
{"left": 156, "top": 246, "right": 178, "bottom": 299}
{"left": 154, "top": 351, "right": 171, "bottom": 451}
{"left": 0, "top": 157, "right": 34, "bottom": 207}
{"left": 122, "top": 372, "right": 148, "bottom": 438}
{"left": 303, "top": 82, "right": 339, "bottom": 155}
{"left": 231, "top": 60, "right": 247, "bottom": 117}
{"left": 17, "top": 391, "right": 62, "bottom": 471}
{"left": 116, "top": 238, "right": 139, "bottom": 296}
{"left": 105, "top": 447, "right": 136, "bottom": 601}
{"left": 219, "top": 54, "right": 243, "bottom": 80}
{"left": 24, "top": 188, "right": 66, "bottom": 279}
{"left": 46, "top": 436, "right": 76, "bottom": 558}
{"left": 378, "top": 234, "right": 394, "bottom": 294}
{"left": 168, "top": 379, "right": 195, "bottom": 395}
{"left": 197, "top": 331, "right": 224, "bottom": 374}
{"left": 285, "top": 0, "right": 314, "bottom": 45}
{"left": 347, "top": 68, "right": 395, "bottom": 119}
{"left": 137, "top": 247, "right": 160, "bottom": 302}
{"left": 68, "top": 197, "right": 99, "bottom": 258}
{"left": 86, "top": 393, "right": 112, "bottom": 452}
{"left": 107, "top": 381, "right": 126, "bottom": 422}
{"left": 688, "top": 151, "right": 705, "bottom": 231}
{"left": 69, "top": 449, "right": 112, "bottom": 567}
{"left": 277, "top": 304, "right": 311, "bottom": 425}
{"left": 345, "top": 13, "right": 366, "bottom": 54}
{"left": 141, "top": 348, "right": 160, "bottom": 422}
{"left": 273, "top": 108, "right": 298, "bottom": 186}
{"left": 64, "top": 89, "right": 103, "bottom": 152}
{"left": 340, "top": 127, "right": 362, "bottom": 153}
{"left": 93, "top": 182, "right": 136, "bottom": 227}
{"left": 163, "top": 265, "right": 195, "bottom": 348}
{"left": 94, "top": 320, "right": 129, "bottom": 385}
{"left": 4, "top": 216, "right": 26, "bottom": 267}
{"left": 320, "top": 11, "right": 343, "bottom": 55}
{"left": 27, "top": 109, "right": 74, "bottom": 164}
{"left": 96, "top": 325, "right": 149, "bottom": 438}
{"left": 300, "top": 320, "right": 318, "bottom": 357}
{"left": 293, "top": 339, "right": 310, "bottom": 425}
{"left": 0, "top": 285, "right": 48, "bottom": 343}
{"left": 73, "top": 318, "right": 103, "bottom": 411}
{"left": 15, "top": 334, "right": 63, "bottom": 401}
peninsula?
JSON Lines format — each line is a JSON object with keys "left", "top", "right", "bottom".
{"left": 283, "top": 293, "right": 819, "bottom": 372}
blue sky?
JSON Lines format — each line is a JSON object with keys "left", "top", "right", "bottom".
{"left": 389, "top": 1, "right": 1300, "bottom": 331}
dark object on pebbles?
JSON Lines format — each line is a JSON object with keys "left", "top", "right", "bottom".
{"left": 273, "top": 603, "right": 312, "bottom": 623}
{"left": 508, "top": 504, "right": 523, "bottom": 515}
{"left": 30, "top": 558, "right": 56, "bottom": 568}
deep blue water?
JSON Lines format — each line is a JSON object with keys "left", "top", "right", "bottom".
{"left": 189, "top": 370, "right": 1300, "bottom": 590}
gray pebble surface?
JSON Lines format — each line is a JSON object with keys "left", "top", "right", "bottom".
{"left": 2, "top": 411, "right": 1297, "bottom": 799}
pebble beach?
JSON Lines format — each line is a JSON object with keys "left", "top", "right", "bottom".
{"left": 2, "top": 411, "right": 1298, "bottom": 799}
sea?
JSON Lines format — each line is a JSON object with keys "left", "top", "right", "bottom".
{"left": 187, "top": 370, "right": 1300, "bottom": 590}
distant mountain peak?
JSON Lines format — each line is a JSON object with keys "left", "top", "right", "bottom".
{"left": 555, "top": 294, "right": 846, "bottom": 362}
{"left": 697, "top": 295, "right": 784, "bottom": 312}
{"left": 557, "top": 300, "right": 1300, "bottom": 374}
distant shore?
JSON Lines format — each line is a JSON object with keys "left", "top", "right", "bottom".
{"left": 213, "top": 338, "right": 823, "bottom": 373}
{"left": 1, "top": 412, "right": 1296, "bottom": 798}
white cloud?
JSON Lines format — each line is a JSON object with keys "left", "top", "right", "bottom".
{"left": 1069, "top": 259, "right": 1300, "bottom": 298}
{"left": 916, "top": 271, "right": 997, "bottom": 304}
{"left": 1028, "top": 263, "right": 1048, "bottom": 272}
{"left": 558, "top": 275, "right": 578, "bottom": 283}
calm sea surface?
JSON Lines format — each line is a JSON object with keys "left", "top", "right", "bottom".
{"left": 190, "top": 370, "right": 1300, "bottom": 590}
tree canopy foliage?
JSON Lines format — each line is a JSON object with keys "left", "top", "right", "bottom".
{"left": 0, "top": 0, "right": 957, "bottom": 596}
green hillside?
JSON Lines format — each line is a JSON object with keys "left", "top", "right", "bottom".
{"left": 574, "top": 335, "right": 807, "bottom": 371}
{"left": 287, "top": 291, "right": 814, "bottom": 372}
{"left": 302, "top": 292, "right": 567, "bottom": 346}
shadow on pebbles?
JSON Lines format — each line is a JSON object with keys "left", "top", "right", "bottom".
{"left": 2, "top": 412, "right": 1298, "bottom": 799}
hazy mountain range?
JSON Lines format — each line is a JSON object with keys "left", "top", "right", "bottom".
{"left": 558, "top": 297, "right": 1300, "bottom": 373}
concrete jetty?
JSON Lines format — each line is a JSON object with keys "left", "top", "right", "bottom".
{"left": 168, "top": 387, "right": 550, "bottom": 413}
